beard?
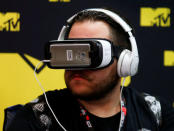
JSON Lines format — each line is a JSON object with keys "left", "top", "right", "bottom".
{"left": 65, "top": 69, "right": 120, "bottom": 101}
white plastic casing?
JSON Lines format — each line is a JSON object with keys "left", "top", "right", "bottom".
{"left": 97, "top": 40, "right": 112, "bottom": 68}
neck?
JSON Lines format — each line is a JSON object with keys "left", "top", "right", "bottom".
{"left": 78, "top": 80, "right": 121, "bottom": 118}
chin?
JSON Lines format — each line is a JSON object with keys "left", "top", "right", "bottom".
{"left": 66, "top": 84, "right": 93, "bottom": 99}
{"left": 69, "top": 85, "right": 90, "bottom": 95}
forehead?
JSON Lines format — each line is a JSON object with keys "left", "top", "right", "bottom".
{"left": 68, "top": 20, "right": 111, "bottom": 39}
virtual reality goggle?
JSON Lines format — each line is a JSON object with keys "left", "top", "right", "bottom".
{"left": 45, "top": 39, "right": 122, "bottom": 69}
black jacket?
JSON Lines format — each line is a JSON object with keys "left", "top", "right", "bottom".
{"left": 4, "top": 87, "right": 174, "bottom": 131}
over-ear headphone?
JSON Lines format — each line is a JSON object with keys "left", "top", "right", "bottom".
{"left": 57, "top": 8, "right": 139, "bottom": 77}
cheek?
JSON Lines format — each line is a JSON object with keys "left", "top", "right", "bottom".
{"left": 95, "top": 64, "right": 117, "bottom": 78}
{"left": 90, "top": 70, "right": 110, "bottom": 85}
{"left": 94, "top": 64, "right": 117, "bottom": 82}
{"left": 64, "top": 71, "right": 67, "bottom": 80}
{"left": 64, "top": 71, "right": 71, "bottom": 83}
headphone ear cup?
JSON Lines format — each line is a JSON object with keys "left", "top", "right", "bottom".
{"left": 117, "top": 49, "right": 132, "bottom": 77}
{"left": 117, "top": 49, "right": 139, "bottom": 77}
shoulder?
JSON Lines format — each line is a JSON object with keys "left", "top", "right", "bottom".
{"left": 5, "top": 88, "right": 76, "bottom": 131}
{"left": 124, "top": 87, "right": 174, "bottom": 130}
{"left": 124, "top": 87, "right": 173, "bottom": 112}
{"left": 5, "top": 104, "right": 43, "bottom": 131}
{"left": 124, "top": 87, "right": 162, "bottom": 117}
{"left": 124, "top": 88, "right": 161, "bottom": 123}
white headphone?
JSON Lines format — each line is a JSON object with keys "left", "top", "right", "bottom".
{"left": 57, "top": 8, "right": 139, "bottom": 77}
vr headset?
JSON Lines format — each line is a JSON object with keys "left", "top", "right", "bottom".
{"left": 45, "top": 8, "right": 139, "bottom": 77}
{"left": 45, "top": 39, "right": 122, "bottom": 69}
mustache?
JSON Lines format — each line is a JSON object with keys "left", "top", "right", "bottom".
{"left": 67, "top": 70, "right": 92, "bottom": 81}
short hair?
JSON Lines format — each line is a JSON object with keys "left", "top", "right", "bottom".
{"left": 68, "top": 8, "right": 132, "bottom": 50}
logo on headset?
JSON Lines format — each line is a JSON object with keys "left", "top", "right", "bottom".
{"left": 0, "top": 12, "right": 20, "bottom": 32}
{"left": 140, "top": 7, "right": 170, "bottom": 27}
{"left": 164, "top": 50, "right": 174, "bottom": 67}
{"left": 48, "top": 0, "right": 70, "bottom": 2}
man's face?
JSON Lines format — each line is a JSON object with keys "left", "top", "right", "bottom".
{"left": 64, "top": 20, "right": 120, "bottom": 100}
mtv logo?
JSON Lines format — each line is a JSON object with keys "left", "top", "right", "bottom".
{"left": 0, "top": 12, "right": 20, "bottom": 32}
{"left": 140, "top": 8, "right": 170, "bottom": 27}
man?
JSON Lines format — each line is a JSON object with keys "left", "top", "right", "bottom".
{"left": 5, "top": 8, "right": 174, "bottom": 131}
